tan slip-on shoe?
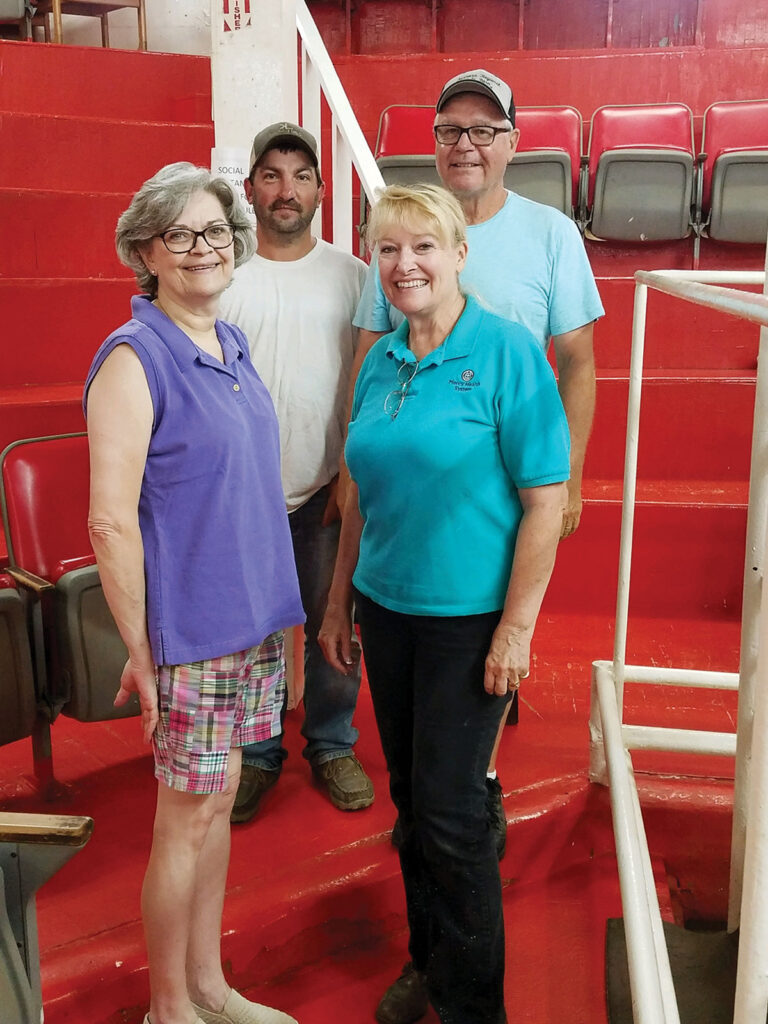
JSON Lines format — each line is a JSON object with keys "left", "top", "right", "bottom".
{"left": 192, "top": 989, "right": 298, "bottom": 1024}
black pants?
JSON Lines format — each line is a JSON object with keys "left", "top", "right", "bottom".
{"left": 355, "top": 589, "right": 510, "bottom": 1024}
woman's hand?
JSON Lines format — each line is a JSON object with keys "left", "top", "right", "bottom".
{"left": 484, "top": 622, "right": 532, "bottom": 696}
{"left": 114, "top": 654, "right": 159, "bottom": 743}
{"left": 319, "top": 602, "right": 359, "bottom": 675}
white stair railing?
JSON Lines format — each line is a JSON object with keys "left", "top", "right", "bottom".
{"left": 296, "top": 0, "right": 384, "bottom": 251}
{"left": 590, "top": 265, "right": 768, "bottom": 1023}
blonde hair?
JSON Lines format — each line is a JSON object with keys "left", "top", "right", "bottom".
{"left": 366, "top": 183, "right": 467, "bottom": 252}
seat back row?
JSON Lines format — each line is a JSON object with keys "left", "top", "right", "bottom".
{"left": 372, "top": 98, "right": 768, "bottom": 245}
{"left": 0, "top": 434, "right": 135, "bottom": 779}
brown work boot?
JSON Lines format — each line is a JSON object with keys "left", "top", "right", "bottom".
{"left": 230, "top": 765, "right": 280, "bottom": 824}
{"left": 375, "top": 962, "right": 429, "bottom": 1024}
{"left": 311, "top": 754, "right": 374, "bottom": 810}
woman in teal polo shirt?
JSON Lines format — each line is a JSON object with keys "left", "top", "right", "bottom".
{"left": 319, "top": 184, "right": 570, "bottom": 1024}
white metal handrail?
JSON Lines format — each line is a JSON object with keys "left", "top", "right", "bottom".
{"left": 591, "top": 262, "right": 768, "bottom": 1023}
{"left": 595, "top": 662, "right": 680, "bottom": 1024}
{"left": 296, "top": 0, "right": 384, "bottom": 251}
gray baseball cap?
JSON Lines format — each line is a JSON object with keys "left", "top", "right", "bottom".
{"left": 436, "top": 69, "right": 516, "bottom": 126}
{"left": 248, "top": 122, "right": 319, "bottom": 176}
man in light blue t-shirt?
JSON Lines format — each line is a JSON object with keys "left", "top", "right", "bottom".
{"left": 349, "top": 70, "right": 603, "bottom": 911}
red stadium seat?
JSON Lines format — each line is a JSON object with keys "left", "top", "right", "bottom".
{"left": 511, "top": 105, "right": 582, "bottom": 214}
{"left": 373, "top": 103, "right": 583, "bottom": 215}
{"left": 586, "top": 102, "right": 695, "bottom": 241}
{"left": 0, "top": 434, "right": 134, "bottom": 776}
{"left": 699, "top": 99, "right": 768, "bottom": 244}
{"left": 375, "top": 103, "right": 434, "bottom": 158}
{"left": 0, "top": 573, "right": 36, "bottom": 747}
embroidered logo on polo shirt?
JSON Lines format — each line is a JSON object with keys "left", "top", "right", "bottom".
{"left": 449, "top": 368, "right": 481, "bottom": 392}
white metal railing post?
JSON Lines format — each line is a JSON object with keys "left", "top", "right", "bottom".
{"left": 733, "top": 506, "right": 768, "bottom": 1022}
{"left": 729, "top": 249, "right": 768, "bottom": 931}
{"left": 614, "top": 282, "right": 648, "bottom": 700}
{"left": 596, "top": 662, "right": 679, "bottom": 1024}
{"left": 295, "top": 0, "right": 385, "bottom": 232}
{"left": 332, "top": 125, "right": 353, "bottom": 252}
{"left": 299, "top": 38, "right": 323, "bottom": 238}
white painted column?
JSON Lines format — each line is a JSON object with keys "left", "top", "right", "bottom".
{"left": 210, "top": 0, "right": 298, "bottom": 204}
{"left": 729, "top": 248, "right": 768, "bottom": 931}
{"left": 733, "top": 509, "right": 768, "bottom": 1022}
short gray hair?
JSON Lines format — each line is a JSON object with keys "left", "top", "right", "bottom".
{"left": 116, "top": 162, "right": 255, "bottom": 298}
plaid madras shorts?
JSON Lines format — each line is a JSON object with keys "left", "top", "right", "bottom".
{"left": 152, "top": 631, "right": 286, "bottom": 794}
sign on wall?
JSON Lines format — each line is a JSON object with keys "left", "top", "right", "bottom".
{"left": 222, "top": 0, "right": 251, "bottom": 32}
{"left": 211, "top": 146, "right": 256, "bottom": 225}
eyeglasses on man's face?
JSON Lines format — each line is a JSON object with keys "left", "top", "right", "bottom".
{"left": 157, "top": 223, "right": 236, "bottom": 253}
{"left": 433, "top": 124, "right": 511, "bottom": 147}
{"left": 384, "top": 360, "right": 419, "bottom": 420}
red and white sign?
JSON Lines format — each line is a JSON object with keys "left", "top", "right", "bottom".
{"left": 222, "top": 0, "right": 251, "bottom": 32}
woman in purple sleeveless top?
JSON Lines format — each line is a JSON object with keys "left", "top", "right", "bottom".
{"left": 84, "top": 163, "right": 304, "bottom": 1024}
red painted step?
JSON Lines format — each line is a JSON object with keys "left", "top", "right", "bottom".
{"left": 0, "top": 279, "right": 137, "bottom": 387}
{"left": 0, "top": 39, "right": 212, "bottom": 124}
{"left": 0, "top": 189, "right": 131, "bottom": 278}
{"left": 0, "top": 112, "right": 214, "bottom": 192}
{"left": 594, "top": 278, "right": 762, "bottom": 371}
{"left": 585, "top": 372, "right": 756, "bottom": 482}
{"left": 544, "top": 499, "right": 746, "bottom": 618}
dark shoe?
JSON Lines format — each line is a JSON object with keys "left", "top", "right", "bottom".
{"left": 312, "top": 754, "right": 374, "bottom": 810}
{"left": 375, "top": 962, "right": 429, "bottom": 1024}
{"left": 486, "top": 776, "right": 507, "bottom": 861}
{"left": 230, "top": 765, "right": 280, "bottom": 824}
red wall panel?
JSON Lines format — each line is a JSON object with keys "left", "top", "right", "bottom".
{"left": 438, "top": 0, "right": 520, "bottom": 53}
{"left": 701, "top": 0, "right": 768, "bottom": 48}
{"left": 610, "top": 0, "right": 698, "bottom": 49}
{"left": 524, "top": 0, "right": 609, "bottom": 50}
{"left": 353, "top": 0, "right": 433, "bottom": 54}
{"left": 308, "top": 0, "right": 768, "bottom": 54}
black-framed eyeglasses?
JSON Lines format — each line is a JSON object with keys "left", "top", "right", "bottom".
{"left": 433, "top": 124, "right": 511, "bottom": 147}
{"left": 384, "top": 360, "right": 419, "bottom": 420}
{"left": 156, "top": 223, "right": 236, "bottom": 253}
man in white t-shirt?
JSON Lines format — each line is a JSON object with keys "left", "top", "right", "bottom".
{"left": 220, "top": 122, "right": 373, "bottom": 822}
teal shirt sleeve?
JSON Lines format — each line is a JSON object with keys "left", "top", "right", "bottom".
{"left": 497, "top": 332, "right": 571, "bottom": 489}
{"left": 352, "top": 253, "right": 406, "bottom": 332}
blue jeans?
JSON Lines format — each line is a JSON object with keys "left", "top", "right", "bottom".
{"left": 242, "top": 485, "right": 361, "bottom": 771}
{"left": 354, "top": 589, "right": 509, "bottom": 1024}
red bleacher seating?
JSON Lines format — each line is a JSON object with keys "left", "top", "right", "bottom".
{"left": 699, "top": 99, "right": 768, "bottom": 244}
{"left": 375, "top": 103, "right": 433, "bottom": 157}
{"left": 0, "top": 434, "right": 134, "bottom": 757}
{"left": 0, "top": 572, "right": 36, "bottom": 747}
{"left": 513, "top": 105, "right": 582, "bottom": 212}
{"left": 374, "top": 103, "right": 583, "bottom": 215}
{"left": 586, "top": 102, "right": 695, "bottom": 241}
{"left": 0, "top": 44, "right": 214, "bottom": 508}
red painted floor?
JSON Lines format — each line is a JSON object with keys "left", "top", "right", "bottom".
{"left": 0, "top": 612, "right": 738, "bottom": 1023}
